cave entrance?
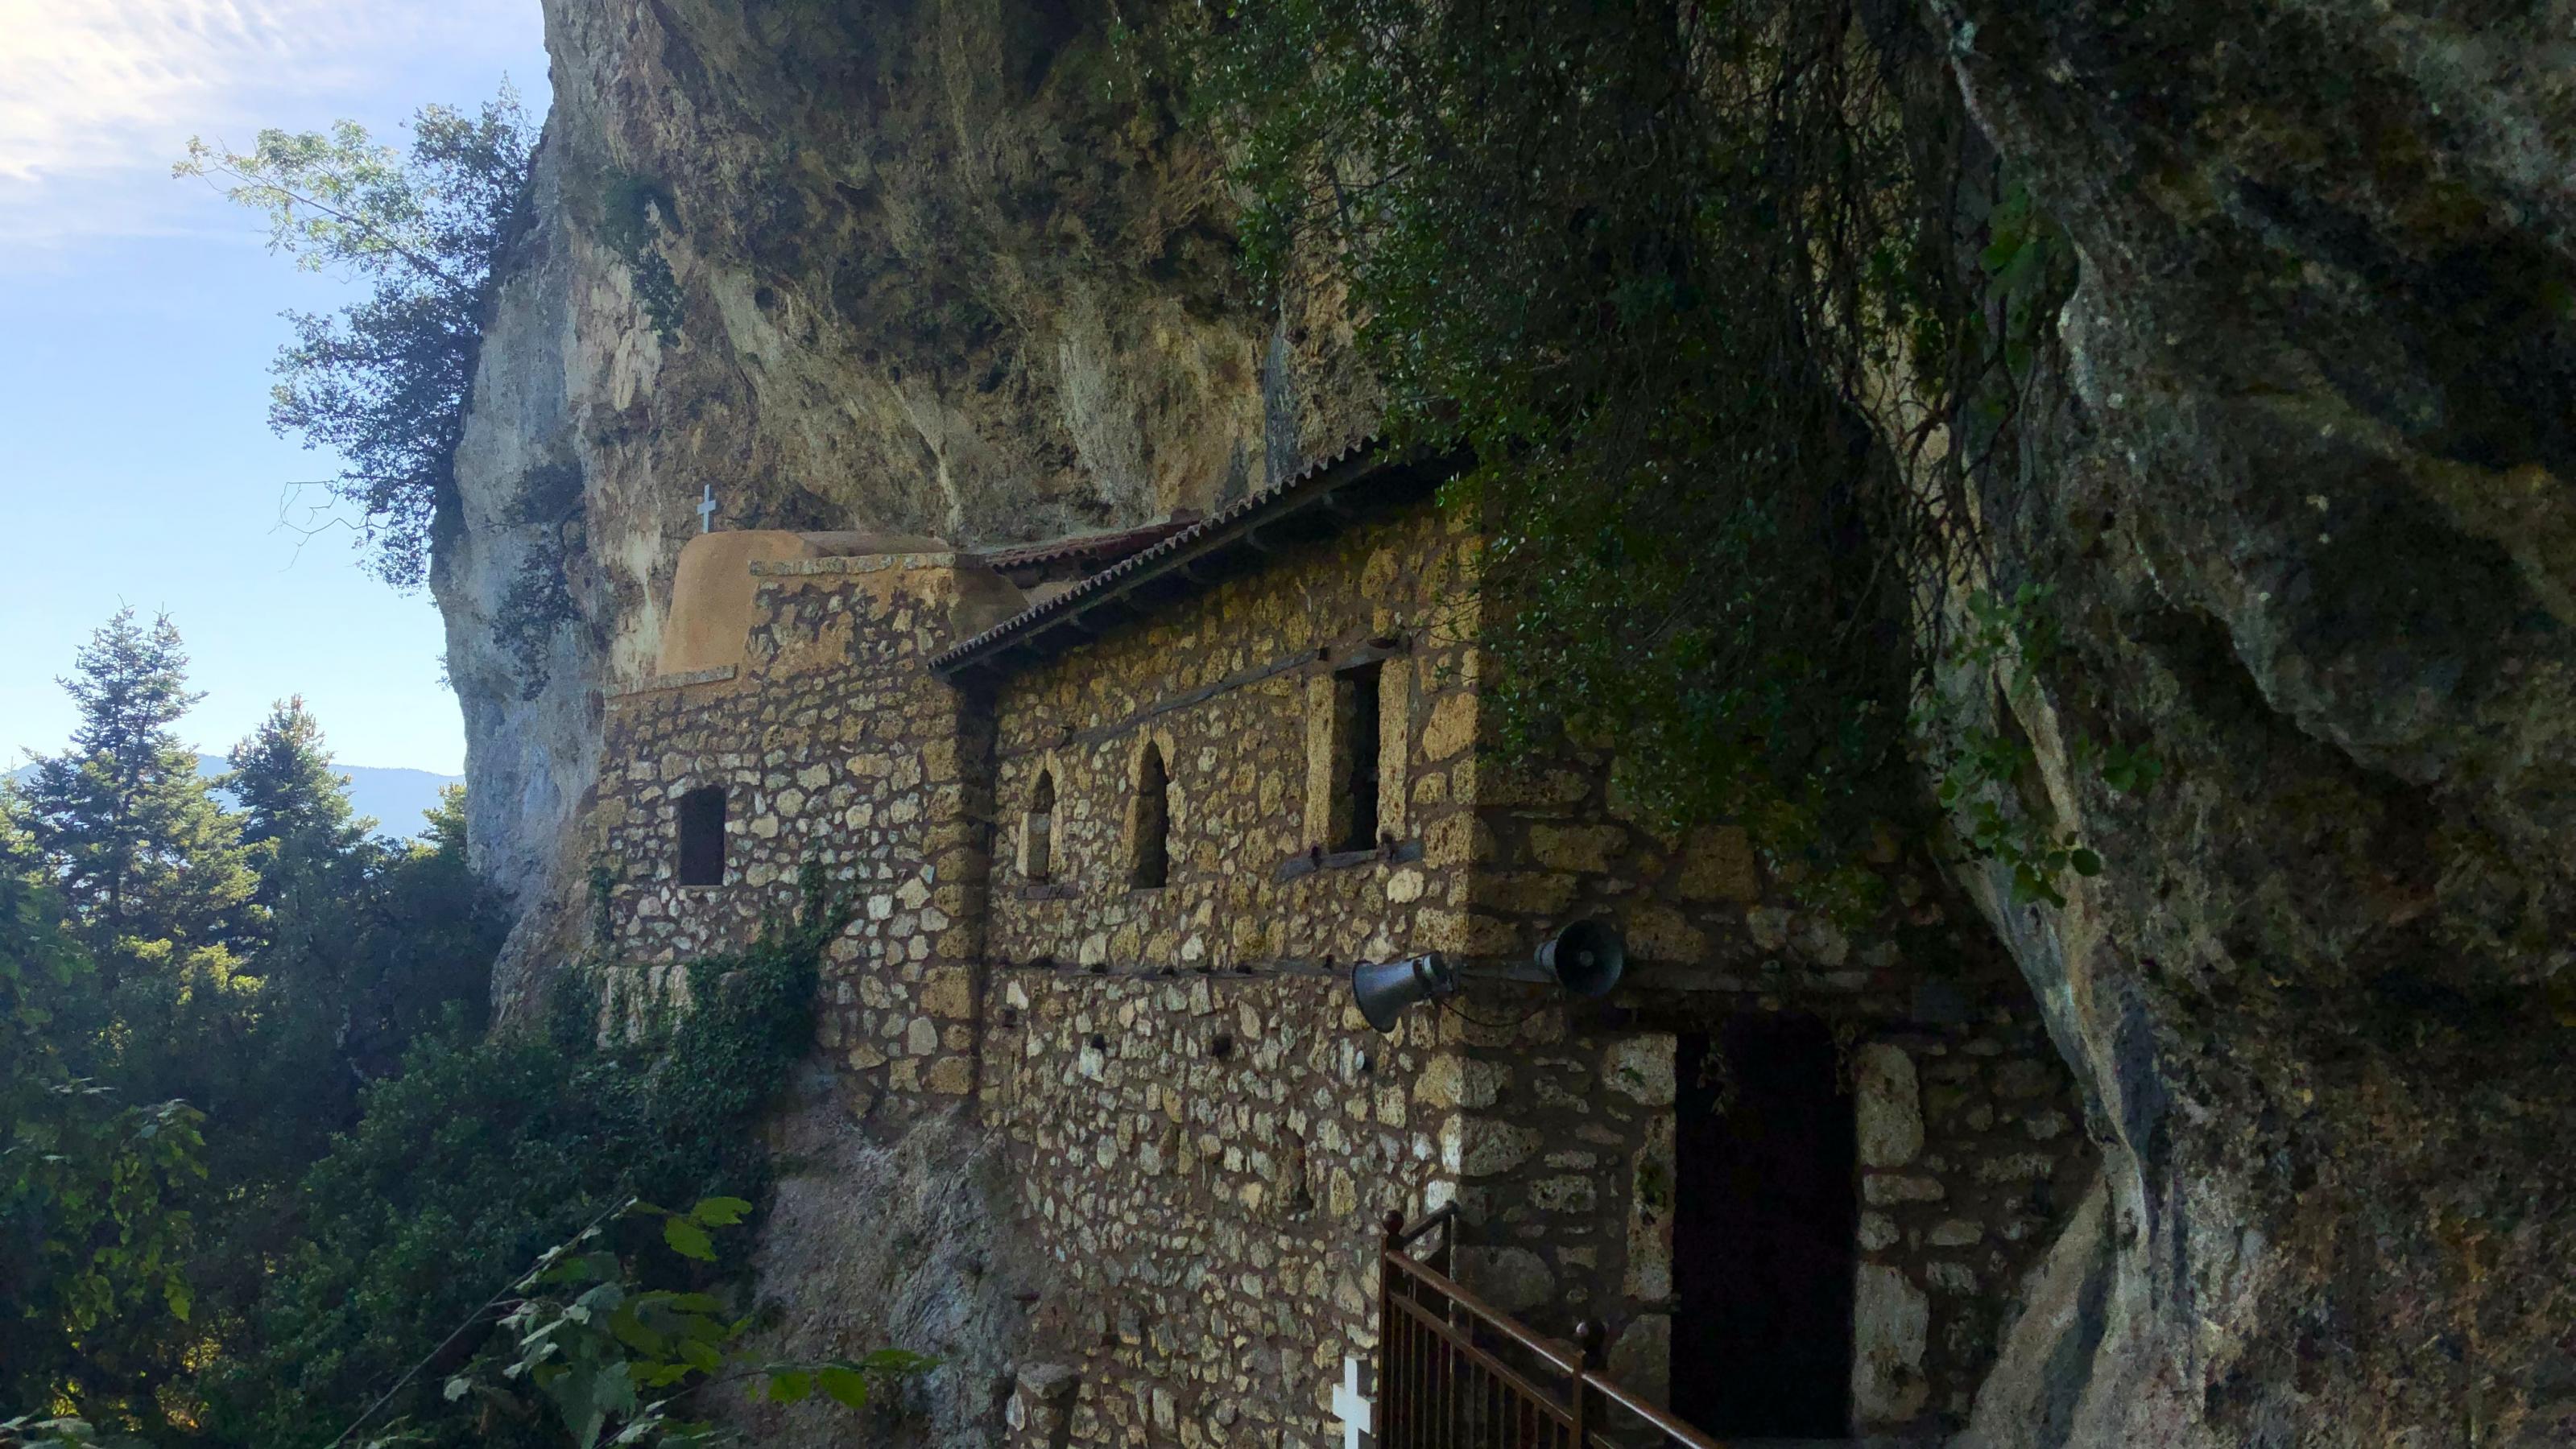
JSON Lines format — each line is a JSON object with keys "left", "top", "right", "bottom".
{"left": 1670, "top": 1013, "right": 1858, "bottom": 1439}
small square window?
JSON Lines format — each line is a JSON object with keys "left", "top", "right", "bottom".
{"left": 677, "top": 786, "right": 726, "bottom": 886}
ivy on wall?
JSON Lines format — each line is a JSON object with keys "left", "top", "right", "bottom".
{"left": 601, "top": 173, "right": 688, "bottom": 348}
{"left": 1162, "top": 0, "right": 2139, "bottom": 910}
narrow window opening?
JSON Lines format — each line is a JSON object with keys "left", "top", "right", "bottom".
{"left": 1023, "top": 770, "right": 1056, "bottom": 881}
{"left": 1131, "top": 743, "right": 1170, "bottom": 889}
{"left": 676, "top": 786, "right": 726, "bottom": 886}
{"left": 1333, "top": 660, "right": 1386, "bottom": 851}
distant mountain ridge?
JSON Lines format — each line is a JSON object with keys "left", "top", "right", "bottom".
{"left": 5, "top": 755, "right": 460, "bottom": 839}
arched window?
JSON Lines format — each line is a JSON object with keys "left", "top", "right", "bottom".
{"left": 1129, "top": 744, "right": 1170, "bottom": 889}
{"left": 677, "top": 786, "right": 726, "bottom": 886}
{"left": 1021, "top": 769, "right": 1056, "bottom": 881}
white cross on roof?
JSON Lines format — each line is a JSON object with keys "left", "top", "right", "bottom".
{"left": 697, "top": 485, "right": 718, "bottom": 533}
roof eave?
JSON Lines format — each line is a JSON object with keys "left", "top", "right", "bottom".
{"left": 929, "top": 444, "right": 1465, "bottom": 681}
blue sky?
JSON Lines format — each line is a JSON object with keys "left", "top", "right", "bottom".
{"left": 0, "top": 1, "right": 549, "bottom": 775}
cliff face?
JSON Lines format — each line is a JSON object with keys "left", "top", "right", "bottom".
{"left": 440, "top": 0, "right": 2576, "bottom": 1441}
{"left": 1934, "top": 2, "right": 2576, "bottom": 1441}
{"left": 437, "top": 0, "right": 1370, "bottom": 988}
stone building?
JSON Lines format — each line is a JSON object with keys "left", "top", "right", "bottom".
{"left": 592, "top": 445, "right": 2095, "bottom": 1445}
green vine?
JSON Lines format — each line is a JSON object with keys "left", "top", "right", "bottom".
{"left": 418, "top": 1197, "right": 928, "bottom": 1448}
{"left": 1923, "top": 584, "right": 2161, "bottom": 906}
{"left": 587, "top": 853, "right": 618, "bottom": 952}
{"left": 1634, "top": 1158, "right": 1672, "bottom": 1218}
{"left": 601, "top": 172, "right": 685, "bottom": 346}
{"left": 1168, "top": 1, "right": 2121, "bottom": 911}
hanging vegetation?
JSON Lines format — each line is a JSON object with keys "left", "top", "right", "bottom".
{"left": 1166, "top": 0, "right": 2088, "bottom": 905}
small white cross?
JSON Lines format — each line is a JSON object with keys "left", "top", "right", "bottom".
{"left": 697, "top": 484, "right": 718, "bottom": 534}
{"left": 1332, "top": 1355, "right": 1375, "bottom": 1449}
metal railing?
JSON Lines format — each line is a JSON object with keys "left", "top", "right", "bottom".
{"left": 1375, "top": 1207, "right": 1727, "bottom": 1449}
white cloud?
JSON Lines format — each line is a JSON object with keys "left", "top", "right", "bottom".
{"left": 0, "top": 0, "right": 542, "bottom": 249}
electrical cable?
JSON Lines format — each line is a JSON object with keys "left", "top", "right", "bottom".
{"left": 1433, "top": 985, "right": 1556, "bottom": 1033}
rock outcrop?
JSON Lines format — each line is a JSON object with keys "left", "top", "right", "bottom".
{"left": 732, "top": 1080, "right": 1034, "bottom": 1447}
{"left": 436, "top": 0, "right": 1371, "bottom": 998}
{"left": 438, "top": 0, "right": 2576, "bottom": 1442}
{"left": 1932, "top": 2, "right": 2576, "bottom": 1442}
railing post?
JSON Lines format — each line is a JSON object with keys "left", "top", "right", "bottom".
{"left": 1571, "top": 1319, "right": 1604, "bottom": 1447}
{"left": 1380, "top": 1208, "right": 1404, "bottom": 1447}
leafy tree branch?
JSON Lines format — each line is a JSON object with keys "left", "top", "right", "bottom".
{"left": 176, "top": 89, "right": 536, "bottom": 588}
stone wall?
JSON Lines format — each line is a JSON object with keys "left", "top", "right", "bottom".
{"left": 965, "top": 501, "right": 1477, "bottom": 1443}
{"left": 1854, "top": 1020, "right": 2094, "bottom": 1426}
{"left": 984, "top": 501, "right": 1483, "bottom": 976}
{"left": 594, "top": 509, "right": 2097, "bottom": 1444}
{"left": 1437, "top": 720, "right": 2095, "bottom": 1437}
{"left": 1419, "top": 998, "right": 2088, "bottom": 1439}
{"left": 978, "top": 969, "right": 1441, "bottom": 1447}
{"left": 596, "top": 551, "right": 1008, "bottom": 1114}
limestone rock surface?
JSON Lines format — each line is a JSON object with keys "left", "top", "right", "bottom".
{"left": 729, "top": 1082, "right": 1035, "bottom": 1447}
{"left": 1933, "top": 2, "right": 2576, "bottom": 1442}
{"left": 437, "top": 0, "right": 1369, "bottom": 997}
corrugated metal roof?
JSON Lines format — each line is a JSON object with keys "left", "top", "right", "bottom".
{"left": 932, "top": 439, "right": 1458, "bottom": 679}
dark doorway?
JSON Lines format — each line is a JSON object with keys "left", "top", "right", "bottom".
{"left": 1671, "top": 1013, "right": 1858, "bottom": 1438}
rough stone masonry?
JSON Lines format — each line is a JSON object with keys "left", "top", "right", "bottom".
{"left": 590, "top": 454, "right": 2094, "bottom": 1446}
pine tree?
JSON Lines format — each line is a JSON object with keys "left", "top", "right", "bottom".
{"left": 225, "top": 698, "right": 370, "bottom": 914}
{"left": 14, "top": 609, "right": 257, "bottom": 983}
{"left": 0, "top": 782, "right": 38, "bottom": 880}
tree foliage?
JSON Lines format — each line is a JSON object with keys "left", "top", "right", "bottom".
{"left": 0, "top": 873, "right": 206, "bottom": 1429}
{"left": 1179, "top": 0, "right": 2028, "bottom": 900}
{"left": 212, "top": 868, "right": 851, "bottom": 1449}
{"left": 413, "top": 1198, "right": 927, "bottom": 1449}
{"left": 226, "top": 697, "right": 370, "bottom": 858}
{"left": 176, "top": 91, "right": 536, "bottom": 588}
{"left": 2, "top": 611, "right": 502, "bottom": 1436}
{"left": 10, "top": 1195, "right": 920, "bottom": 1449}
{"left": 10, "top": 609, "right": 257, "bottom": 985}
{"left": 2, "top": 612, "right": 875, "bottom": 1446}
